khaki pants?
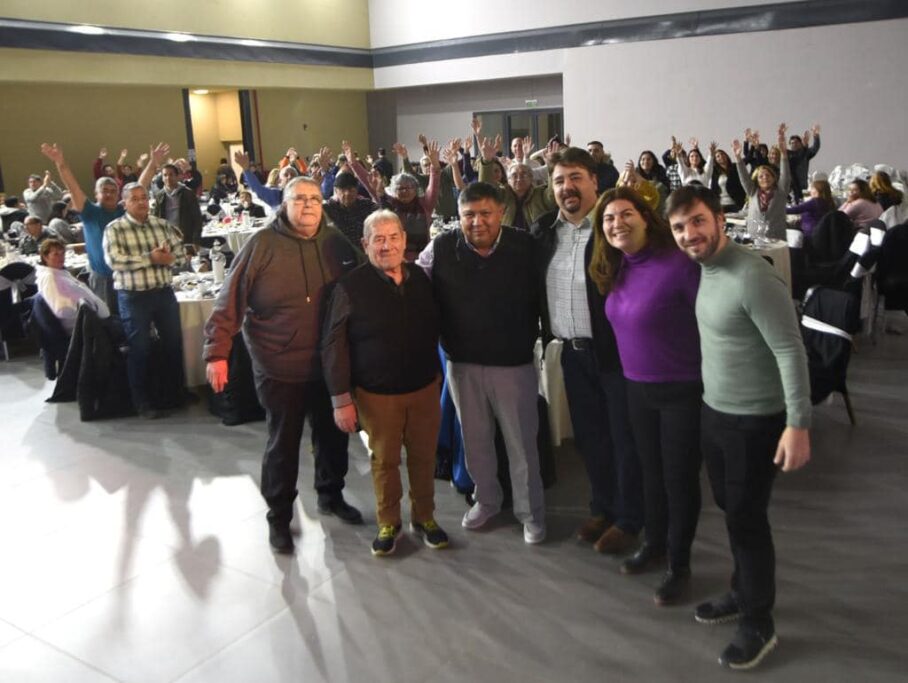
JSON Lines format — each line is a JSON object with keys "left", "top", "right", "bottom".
{"left": 355, "top": 379, "right": 441, "bottom": 527}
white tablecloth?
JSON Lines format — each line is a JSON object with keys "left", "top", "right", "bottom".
{"left": 176, "top": 293, "right": 216, "bottom": 387}
{"left": 201, "top": 219, "right": 266, "bottom": 254}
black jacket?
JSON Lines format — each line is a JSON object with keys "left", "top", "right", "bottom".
{"left": 530, "top": 210, "right": 622, "bottom": 373}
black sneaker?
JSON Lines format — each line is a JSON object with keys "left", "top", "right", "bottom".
{"left": 719, "top": 625, "right": 778, "bottom": 670}
{"left": 695, "top": 593, "right": 741, "bottom": 625}
{"left": 620, "top": 543, "right": 666, "bottom": 575}
{"left": 268, "top": 521, "right": 294, "bottom": 554}
{"left": 318, "top": 497, "right": 364, "bottom": 525}
{"left": 410, "top": 519, "right": 449, "bottom": 549}
{"left": 653, "top": 568, "right": 691, "bottom": 606}
{"left": 371, "top": 524, "right": 402, "bottom": 557}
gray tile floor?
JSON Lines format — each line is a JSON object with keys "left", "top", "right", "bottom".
{"left": 1, "top": 318, "right": 906, "bottom": 682}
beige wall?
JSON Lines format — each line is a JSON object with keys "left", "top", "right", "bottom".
{"left": 0, "top": 84, "right": 185, "bottom": 200}
{"left": 1, "top": 0, "right": 371, "bottom": 48}
{"left": 254, "top": 89, "right": 369, "bottom": 171}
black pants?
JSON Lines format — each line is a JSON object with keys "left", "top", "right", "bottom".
{"left": 255, "top": 377, "right": 350, "bottom": 525}
{"left": 626, "top": 380, "right": 703, "bottom": 570}
{"left": 701, "top": 404, "right": 784, "bottom": 631}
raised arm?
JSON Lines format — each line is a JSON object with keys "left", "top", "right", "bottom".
{"left": 443, "top": 139, "right": 466, "bottom": 192}
{"left": 342, "top": 140, "right": 381, "bottom": 202}
{"left": 777, "top": 123, "right": 791, "bottom": 193}
{"left": 40, "top": 143, "right": 87, "bottom": 212}
{"left": 732, "top": 138, "right": 755, "bottom": 196}
{"left": 420, "top": 140, "right": 442, "bottom": 216}
{"left": 138, "top": 142, "right": 170, "bottom": 190}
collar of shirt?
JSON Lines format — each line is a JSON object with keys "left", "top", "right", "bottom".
{"left": 554, "top": 210, "right": 594, "bottom": 232}
{"left": 463, "top": 226, "right": 504, "bottom": 256}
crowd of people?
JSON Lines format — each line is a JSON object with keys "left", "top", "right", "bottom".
{"left": 4, "top": 115, "right": 904, "bottom": 672}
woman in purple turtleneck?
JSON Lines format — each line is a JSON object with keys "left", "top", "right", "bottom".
{"left": 589, "top": 186, "right": 702, "bottom": 607}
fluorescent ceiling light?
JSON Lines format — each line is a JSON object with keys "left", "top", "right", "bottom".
{"left": 239, "top": 39, "right": 267, "bottom": 48}
{"left": 164, "top": 32, "right": 194, "bottom": 42}
{"left": 68, "top": 24, "right": 105, "bottom": 35}
{"left": 192, "top": 89, "right": 209, "bottom": 95}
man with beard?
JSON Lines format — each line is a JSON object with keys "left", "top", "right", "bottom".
{"left": 667, "top": 184, "right": 810, "bottom": 670}
{"left": 531, "top": 147, "right": 643, "bottom": 556}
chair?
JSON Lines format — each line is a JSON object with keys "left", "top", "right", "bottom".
{"left": 1, "top": 209, "right": 28, "bottom": 234}
{"left": 29, "top": 293, "right": 70, "bottom": 380}
{"left": 0, "top": 262, "right": 37, "bottom": 360}
{"left": 800, "top": 212, "right": 858, "bottom": 296}
{"left": 801, "top": 287, "right": 861, "bottom": 425}
{"left": 874, "top": 223, "right": 908, "bottom": 313}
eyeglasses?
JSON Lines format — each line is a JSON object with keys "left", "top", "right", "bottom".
{"left": 288, "top": 195, "right": 322, "bottom": 205}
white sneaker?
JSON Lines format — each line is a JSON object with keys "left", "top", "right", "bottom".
{"left": 523, "top": 521, "right": 546, "bottom": 544}
{"left": 461, "top": 503, "right": 499, "bottom": 530}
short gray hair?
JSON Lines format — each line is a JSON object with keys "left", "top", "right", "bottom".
{"left": 95, "top": 177, "right": 118, "bottom": 193}
{"left": 121, "top": 182, "right": 146, "bottom": 199}
{"left": 362, "top": 209, "right": 402, "bottom": 241}
{"left": 389, "top": 172, "right": 420, "bottom": 196}
{"left": 282, "top": 176, "right": 321, "bottom": 202}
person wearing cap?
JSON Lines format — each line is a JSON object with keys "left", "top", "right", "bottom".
{"left": 323, "top": 171, "right": 379, "bottom": 246}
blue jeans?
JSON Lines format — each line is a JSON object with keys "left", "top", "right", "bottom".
{"left": 117, "top": 287, "right": 184, "bottom": 410}
{"left": 560, "top": 345, "right": 643, "bottom": 532}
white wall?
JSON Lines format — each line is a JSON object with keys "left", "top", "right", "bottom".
{"left": 563, "top": 19, "right": 908, "bottom": 171}
{"left": 369, "top": 0, "right": 802, "bottom": 47}
{"left": 367, "top": 76, "right": 562, "bottom": 156}
{"left": 369, "top": 8, "right": 908, "bottom": 171}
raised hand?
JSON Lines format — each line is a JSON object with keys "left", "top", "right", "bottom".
{"left": 493, "top": 133, "right": 502, "bottom": 153}
{"left": 471, "top": 116, "right": 482, "bottom": 135}
{"left": 118, "top": 148, "right": 128, "bottom": 163}
{"left": 522, "top": 135, "right": 535, "bottom": 157}
{"left": 752, "top": 130, "right": 761, "bottom": 144}
{"left": 731, "top": 139, "right": 743, "bottom": 159}
{"left": 426, "top": 139, "right": 441, "bottom": 169}
{"left": 688, "top": 137, "right": 699, "bottom": 150}
{"left": 309, "top": 165, "right": 324, "bottom": 183}
{"left": 98, "top": 147, "right": 108, "bottom": 159}
{"left": 286, "top": 147, "right": 298, "bottom": 160}
{"left": 543, "top": 138, "right": 561, "bottom": 165}
{"left": 341, "top": 140, "right": 355, "bottom": 162}
{"left": 777, "top": 122, "right": 788, "bottom": 145}
{"left": 137, "top": 152, "right": 149, "bottom": 166}
{"left": 417, "top": 133, "right": 428, "bottom": 148}
{"left": 150, "top": 142, "right": 170, "bottom": 167}
{"left": 43, "top": 170, "right": 53, "bottom": 184}
{"left": 40, "top": 142, "right": 65, "bottom": 165}
{"left": 317, "top": 146, "right": 332, "bottom": 170}
{"left": 479, "top": 135, "right": 498, "bottom": 162}
{"left": 811, "top": 123, "right": 821, "bottom": 136}
{"left": 233, "top": 150, "right": 250, "bottom": 170}
{"left": 744, "top": 128, "right": 753, "bottom": 142}
{"left": 564, "top": 133, "right": 572, "bottom": 147}
{"left": 802, "top": 129, "right": 811, "bottom": 146}
{"left": 709, "top": 140, "right": 718, "bottom": 155}
{"left": 391, "top": 142, "right": 408, "bottom": 159}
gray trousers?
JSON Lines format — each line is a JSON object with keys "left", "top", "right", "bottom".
{"left": 446, "top": 361, "right": 545, "bottom": 524}
{"left": 88, "top": 271, "right": 118, "bottom": 317}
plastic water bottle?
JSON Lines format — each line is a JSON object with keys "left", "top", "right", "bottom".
{"left": 211, "top": 240, "right": 226, "bottom": 284}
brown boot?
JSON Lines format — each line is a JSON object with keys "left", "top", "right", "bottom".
{"left": 575, "top": 516, "right": 610, "bottom": 543}
{"left": 593, "top": 525, "right": 639, "bottom": 555}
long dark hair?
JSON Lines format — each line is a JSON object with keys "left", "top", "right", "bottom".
{"left": 589, "top": 187, "right": 676, "bottom": 295}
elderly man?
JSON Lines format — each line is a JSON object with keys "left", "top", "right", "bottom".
{"left": 667, "top": 184, "right": 811, "bottom": 670}
{"left": 322, "top": 210, "right": 447, "bottom": 556}
{"left": 41, "top": 142, "right": 166, "bottom": 313}
{"left": 531, "top": 147, "right": 643, "bottom": 556}
{"left": 323, "top": 171, "right": 378, "bottom": 246}
{"left": 103, "top": 183, "right": 186, "bottom": 419}
{"left": 418, "top": 181, "right": 545, "bottom": 544}
{"left": 18, "top": 215, "right": 53, "bottom": 256}
{"left": 153, "top": 163, "right": 204, "bottom": 246}
{"left": 23, "top": 171, "right": 62, "bottom": 223}
{"left": 203, "top": 176, "right": 364, "bottom": 554}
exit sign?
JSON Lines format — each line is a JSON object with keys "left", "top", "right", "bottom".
{"left": 525, "top": 99, "right": 538, "bottom": 108}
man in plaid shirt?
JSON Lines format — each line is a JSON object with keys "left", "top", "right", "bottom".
{"left": 103, "top": 182, "right": 186, "bottom": 418}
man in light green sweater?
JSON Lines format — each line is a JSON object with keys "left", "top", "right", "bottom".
{"left": 667, "top": 184, "right": 811, "bottom": 671}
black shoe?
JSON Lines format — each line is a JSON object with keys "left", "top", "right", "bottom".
{"left": 654, "top": 568, "right": 691, "bottom": 606}
{"left": 410, "top": 519, "right": 449, "bottom": 549}
{"left": 695, "top": 592, "right": 741, "bottom": 625}
{"left": 137, "top": 405, "right": 165, "bottom": 420}
{"left": 718, "top": 625, "right": 778, "bottom": 670}
{"left": 268, "top": 521, "right": 294, "bottom": 554}
{"left": 317, "top": 497, "right": 364, "bottom": 525}
{"left": 371, "top": 524, "right": 402, "bottom": 557}
{"left": 620, "top": 544, "right": 666, "bottom": 575}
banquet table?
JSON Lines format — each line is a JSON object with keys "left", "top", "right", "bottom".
{"left": 201, "top": 218, "right": 266, "bottom": 254}
{"left": 173, "top": 274, "right": 218, "bottom": 387}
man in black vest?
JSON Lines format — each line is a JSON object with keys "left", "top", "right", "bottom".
{"left": 322, "top": 210, "right": 449, "bottom": 557}
{"left": 417, "top": 182, "right": 546, "bottom": 544}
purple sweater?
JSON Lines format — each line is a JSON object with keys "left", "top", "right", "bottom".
{"left": 786, "top": 197, "right": 834, "bottom": 237}
{"left": 605, "top": 246, "right": 701, "bottom": 383}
